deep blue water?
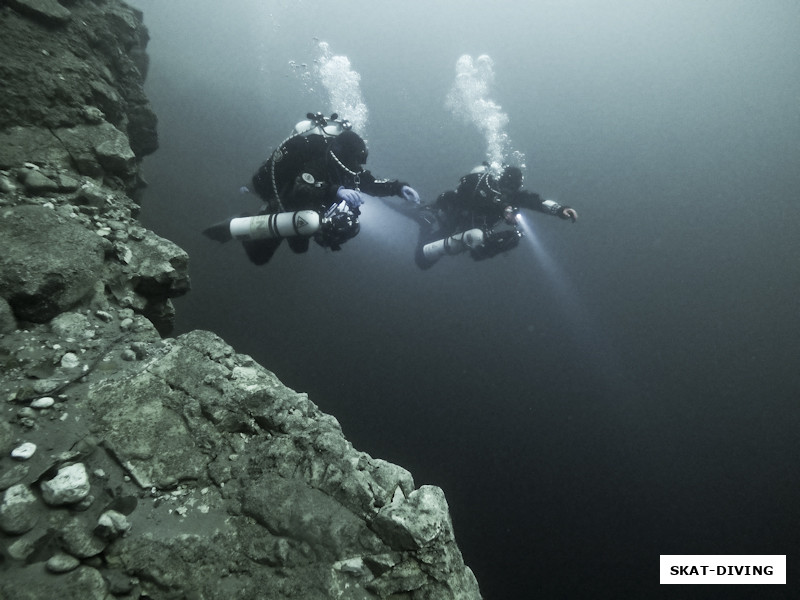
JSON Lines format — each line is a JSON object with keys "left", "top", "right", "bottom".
{"left": 128, "top": 1, "right": 799, "bottom": 597}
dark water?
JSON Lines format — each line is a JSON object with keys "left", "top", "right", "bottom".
{"left": 128, "top": 1, "right": 799, "bottom": 597}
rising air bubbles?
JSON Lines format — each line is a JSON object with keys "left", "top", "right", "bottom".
{"left": 289, "top": 41, "right": 368, "bottom": 134}
{"left": 446, "top": 54, "right": 525, "bottom": 173}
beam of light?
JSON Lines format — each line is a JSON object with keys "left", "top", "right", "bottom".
{"left": 516, "top": 213, "right": 629, "bottom": 391}
{"left": 355, "top": 196, "right": 423, "bottom": 251}
{"left": 515, "top": 213, "right": 577, "bottom": 303}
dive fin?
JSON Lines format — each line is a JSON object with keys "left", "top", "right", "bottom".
{"left": 202, "top": 219, "right": 233, "bottom": 243}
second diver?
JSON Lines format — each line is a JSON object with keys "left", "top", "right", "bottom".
{"left": 416, "top": 164, "right": 578, "bottom": 268}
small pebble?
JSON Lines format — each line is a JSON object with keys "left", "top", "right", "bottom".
{"left": 11, "top": 442, "right": 36, "bottom": 460}
{"left": 61, "top": 352, "right": 80, "bottom": 368}
{"left": 7, "top": 538, "right": 35, "bottom": 561}
{"left": 17, "top": 407, "right": 36, "bottom": 420}
{"left": 46, "top": 553, "right": 80, "bottom": 574}
{"left": 31, "top": 397, "right": 55, "bottom": 409}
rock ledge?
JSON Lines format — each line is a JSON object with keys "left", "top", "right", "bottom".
{"left": 0, "top": 2, "right": 481, "bottom": 598}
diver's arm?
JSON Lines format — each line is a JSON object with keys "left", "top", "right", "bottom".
{"left": 515, "top": 190, "right": 577, "bottom": 222}
{"left": 358, "top": 171, "right": 410, "bottom": 198}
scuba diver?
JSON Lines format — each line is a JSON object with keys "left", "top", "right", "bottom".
{"left": 415, "top": 164, "right": 578, "bottom": 269}
{"left": 203, "top": 112, "right": 420, "bottom": 265}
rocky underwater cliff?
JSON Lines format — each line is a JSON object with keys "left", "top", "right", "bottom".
{"left": 0, "top": 1, "right": 481, "bottom": 598}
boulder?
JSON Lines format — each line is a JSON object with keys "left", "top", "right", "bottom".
{"left": 40, "top": 463, "right": 92, "bottom": 506}
{"left": 0, "top": 205, "right": 106, "bottom": 322}
{"left": 372, "top": 485, "right": 451, "bottom": 550}
{"left": 0, "top": 484, "right": 40, "bottom": 534}
{"left": 5, "top": 0, "right": 71, "bottom": 26}
{"left": 0, "top": 296, "right": 16, "bottom": 333}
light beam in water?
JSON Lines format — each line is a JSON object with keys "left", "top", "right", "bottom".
{"left": 516, "top": 213, "right": 633, "bottom": 400}
{"left": 516, "top": 213, "right": 571, "bottom": 295}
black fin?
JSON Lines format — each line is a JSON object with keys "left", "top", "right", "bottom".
{"left": 202, "top": 219, "right": 232, "bottom": 243}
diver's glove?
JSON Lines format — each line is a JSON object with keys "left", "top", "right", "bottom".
{"left": 503, "top": 205, "right": 519, "bottom": 224}
{"left": 400, "top": 185, "right": 420, "bottom": 204}
{"left": 337, "top": 186, "right": 364, "bottom": 209}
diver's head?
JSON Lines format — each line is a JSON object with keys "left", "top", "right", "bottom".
{"left": 498, "top": 166, "right": 523, "bottom": 193}
{"left": 330, "top": 131, "right": 368, "bottom": 172}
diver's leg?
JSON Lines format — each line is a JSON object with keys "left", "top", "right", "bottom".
{"left": 287, "top": 236, "right": 311, "bottom": 254}
{"left": 242, "top": 238, "right": 282, "bottom": 265}
{"left": 202, "top": 219, "right": 233, "bottom": 243}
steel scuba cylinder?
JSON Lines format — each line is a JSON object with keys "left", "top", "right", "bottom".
{"left": 422, "top": 228, "right": 485, "bottom": 262}
{"left": 229, "top": 211, "right": 321, "bottom": 241}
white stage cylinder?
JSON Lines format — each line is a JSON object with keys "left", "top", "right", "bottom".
{"left": 229, "top": 210, "right": 321, "bottom": 241}
{"left": 422, "top": 228, "right": 485, "bottom": 261}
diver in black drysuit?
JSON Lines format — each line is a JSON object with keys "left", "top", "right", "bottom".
{"left": 204, "top": 119, "right": 419, "bottom": 265}
{"left": 413, "top": 165, "right": 578, "bottom": 268}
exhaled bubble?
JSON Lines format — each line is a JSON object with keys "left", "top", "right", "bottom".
{"left": 287, "top": 40, "right": 369, "bottom": 134}
{"left": 315, "top": 42, "right": 368, "bottom": 133}
{"left": 445, "top": 54, "right": 524, "bottom": 172}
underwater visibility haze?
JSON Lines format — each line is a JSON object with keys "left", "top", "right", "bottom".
{"left": 127, "top": 0, "right": 799, "bottom": 597}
